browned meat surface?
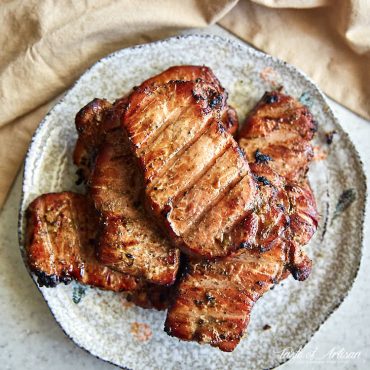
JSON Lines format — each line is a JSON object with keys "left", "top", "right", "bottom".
{"left": 28, "top": 66, "right": 320, "bottom": 354}
{"left": 138, "top": 65, "right": 238, "bottom": 136}
{"left": 77, "top": 106, "right": 180, "bottom": 285}
{"left": 165, "top": 241, "right": 287, "bottom": 352}
{"left": 91, "top": 135, "right": 180, "bottom": 285}
{"left": 238, "top": 91, "right": 317, "bottom": 183}
{"left": 73, "top": 96, "right": 127, "bottom": 181}
{"left": 123, "top": 80, "right": 256, "bottom": 258}
{"left": 25, "top": 192, "right": 139, "bottom": 291}
{"left": 126, "top": 284, "right": 173, "bottom": 311}
{"left": 283, "top": 181, "right": 318, "bottom": 281}
{"left": 165, "top": 90, "right": 319, "bottom": 351}
{"left": 165, "top": 163, "right": 318, "bottom": 351}
{"left": 238, "top": 91, "right": 319, "bottom": 279}
{"left": 73, "top": 66, "right": 237, "bottom": 183}
{"left": 248, "top": 162, "right": 318, "bottom": 280}
{"left": 72, "top": 66, "right": 238, "bottom": 281}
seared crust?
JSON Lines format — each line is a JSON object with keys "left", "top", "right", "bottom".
{"left": 26, "top": 192, "right": 138, "bottom": 291}
{"left": 122, "top": 80, "right": 256, "bottom": 258}
{"left": 239, "top": 91, "right": 317, "bottom": 183}
{"left": 249, "top": 163, "right": 318, "bottom": 279}
{"left": 73, "top": 97, "right": 128, "bottom": 181}
{"left": 165, "top": 91, "right": 319, "bottom": 351}
{"left": 73, "top": 66, "right": 238, "bottom": 184}
{"left": 165, "top": 242, "right": 287, "bottom": 352}
{"left": 137, "top": 65, "right": 238, "bottom": 136}
{"left": 87, "top": 120, "right": 180, "bottom": 286}
{"left": 73, "top": 98, "right": 113, "bottom": 181}
{"left": 73, "top": 66, "right": 238, "bottom": 282}
{"left": 29, "top": 69, "right": 320, "bottom": 354}
{"left": 284, "top": 182, "right": 318, "bottom": 280}
{"left": 126, "top": 284, "right": 173, "bottom": 311}
{"left": 165, "top": 163, "right": 318, "bottom": 351}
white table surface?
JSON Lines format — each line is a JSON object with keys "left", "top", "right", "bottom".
{"left": 0, "top": 26, "right": 369, "bottom": 370}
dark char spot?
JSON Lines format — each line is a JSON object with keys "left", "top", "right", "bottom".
{"left": 325, "top": 130, "right": 337, "bottom": 145}
{"left": 255, "top": 176, "right": 270, "bottom": 186}
{"left": 263, "top": 93, "right": 278, "bottom": 104}
{"left": 255, "top": 149, "right": 272, "bottom": 163}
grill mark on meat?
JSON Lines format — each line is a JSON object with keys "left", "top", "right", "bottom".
{"left": 165, "top": 242, "right": 287, "bottom": 351}
{"left": 132, "top": 65, "right": 238, "bottom": 139}
{"left": 125, "top": 81, "right": 218, "bottom": 151}
{"left": 72, "top": 96, "right": 181, "bottom": 285}
{"left": 137, "top": 97, "right": 195, "bottom": 156}
{"left": 127, "top": 100, "right": 169, "bottom": 146}
{"left": 126, "top": 87, "right": 196, "bottom": 150}
{"left": 167, "top": 144, "right": 248, "bottom": 235}
{"left": 26, "top": 192, "right": 139, "bottom": 291}
{"left": 122, "top": 79, "right": 253, "bottom": 258}
{"left": 140, "top": 105, "right": 213, "bottom": 183}
{"left": 165, "top": 89, "right": 319, "bottom": 352}
{"left": 147, "top": 122, "right": 232, "bottom": 214}
{"left": 181, "top": 174, "right": 257, "bottom": 258}
{"left": 239, "top": 91, "right": 316, "bottom": 183}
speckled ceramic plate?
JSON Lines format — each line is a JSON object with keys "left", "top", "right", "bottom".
{"left": 18, "top": 34, "right": 366, "bottom": 370}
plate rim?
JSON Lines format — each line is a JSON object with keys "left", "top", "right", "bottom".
{"left": 17, "top": 32, "right": 367, "bottom": 370}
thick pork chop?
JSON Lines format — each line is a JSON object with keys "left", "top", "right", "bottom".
{"left": 165, "top": 241, "right": 288, "bottom": 351}
{"left": 138, "top": 65, "right": 238, "bottom": 136}
{"left": 72, "top": 97, "right": 180, "bottom": 285}
{"left": 122, "top": 80, "right": 257, "bottom": 258}
{"left": 239, "top": 91, "right": 317, "bottom": 183}
{"left": 90, "top": 130, "right": 180, "bottom": 285}
{"left": 72, "top": 66, "right": 239, "bottom": 279}
{"left": 165, "top": 91, "right": 319, "bottom": 351}
{"left": 239, "top": 91, "right": 319, "bottom": 279}
{"left": 26, "top": 192, "right": 138, "bottom": 291}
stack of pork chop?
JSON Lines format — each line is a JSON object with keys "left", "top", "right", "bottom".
{"left": 26, "top": 66, "right": 318, "bottom": 351}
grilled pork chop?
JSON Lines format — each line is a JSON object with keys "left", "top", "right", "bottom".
{"left": 26, "top": 192, "right": 139, "bottom": 291}
{"left": 74, "top": 66, "right": 239, "bottom": 282}
{"left": 73, "top": 99, "right": 180, "bottom": 285}
{"left": 138, "top": 65, "right": 239, "bottom": 136}
{"left": 239, "top": 90, "right": 319, "bottom": 279}
{"left": 238, "top": 90, "right": 317, "bottom": 183}
{"left": 165, "top": 91, "right": 318, "bottom": 351}
{"left": 91, "top": 130, "right": 180, "bottom": 285}
{"left": 165, "top": 241, "right": 287, "bottom": 352}
{"left": 122, "top": 80, "right": 257, "bottom": 258}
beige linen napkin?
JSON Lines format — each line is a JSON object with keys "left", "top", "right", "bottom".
{"left": 220, "top": 0, "right": 370, "bottom": 120}
{"left": 0, "top": 0, "right": 369, "bottom": 209}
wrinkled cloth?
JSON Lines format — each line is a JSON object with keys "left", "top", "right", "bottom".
{"left": 0, "top": 0, "right": 369, "bottom": 208}
{"left": 220, "top": 0, "right": 370, "bottom": 120}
